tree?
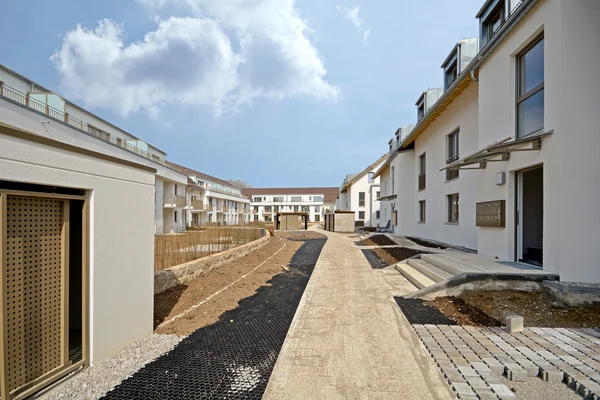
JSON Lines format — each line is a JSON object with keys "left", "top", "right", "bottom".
{"left": 228, "top": 179, "right": 252, "bottom": 189}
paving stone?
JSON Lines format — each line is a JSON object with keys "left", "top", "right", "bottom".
{"left": 465, "top": 377, "right": 488, "bottom": 390}
{"left": 451, "top": 382, "right": 476, "bottom": 397}
{"left": 471, "top": 362, "right": 492, "bottom": 373}
{"left": 541, "top": 367, "right": 564, "bottom": 383}
{"left": 489, "top": 383, "right": 516, "bottom": 398}
{"left": 504, "top": 363, "right": 527, "bottom": 382}
{"left": 458, "top": 366, "right": 478, "bottom": 377}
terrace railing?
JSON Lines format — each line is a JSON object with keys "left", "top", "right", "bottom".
{"left": 163, "top": 195, "right": 186, "bottom": 208}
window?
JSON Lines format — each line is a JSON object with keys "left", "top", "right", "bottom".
{"left": 302, "top": 206, "right": 310, "bottom": 212}
{"left": 253, "top": 206, "right": 258, "bottom": 212}
{"left": 391, "top": 166, "right": 395, "bottom": 194}
{"left": 174, "top": 185, "right": 178, "bottom": 195}
{"left": 314, "top": 206, "right": 321, "bottom": 213}
{"left": 273, "top": 196, "right": 284, "bottom": 202}
{"left": 446, "top": 130, "right": 460, "bottom": 181}
{"left": 517, "top": 36, "right": 544, "bottom": 138}
{"left": 376, "top": 210, "right": 380, "bottom": 219}
{"left": 376, "top": 191, "right": 380, "bottom": 199}
{"left": 209, "top": 213, "right": 213, "bottom": 222}
{"left": 293, "top": 206, "right": 299, "bottom": 212}
{"left": 264, "top": 206, "right": 272, "bottom": 212}
{"left": 368, "top": 172, "right": 374, "bottom": 184}
{"left": 417, "top": 103, "right": 425, "bottom": 121}
{"left": 358, "top": 211, "right": 365, "bottom": 220}
{"left": 253, "top": 196, "right": 262, "bottom": 202}
{"left": 174, "top": 211, "right": 178, "bottom": 222}
{"left": 253, "top": 215, "right": 258, "bottom": 222}
{"left": 418, "top": 153, "right": 426, "bottom": 190}
{"left": 447, "top": 194, "right": 459, "bottom": 223}
{"left": 313, "top": 196, "right": 323, "bottom": 202}
{"left": 444, "top": 60, "right": 458, "bottom": 91}
{"left": 274, "top": 205, "right": 280, "bottom": 212}
{"left": 290, "top": 196, "right": 302, "bottom": 202}
{"left": 480, "top": 1, "right": 505, "bottom": 47}
{"left": 419, "top": 200, "right": 426, "bottom": 223}
{"left": 358, "top": 192, "right": 365, "bottom": 207}
{"left": 314, "top": 215, "right": 320, "bottom": 222}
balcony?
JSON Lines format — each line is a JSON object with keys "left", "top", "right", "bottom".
{"left": 252, "top": 209, "right": 258, "bottom": 214}
{"left": 0, "top": 83, "right": 168, "bottom": 166}
{"left": 206, "top": 204, "right": 214, "bottom": 212}
{"left": 191, "top": 199, "right": 204, "bottom": 210}
{"left": 222, "top": 206, "right": 229, "bottom": 212}
{"left": 164, "top": 195, "right": 186, "bottom": 208}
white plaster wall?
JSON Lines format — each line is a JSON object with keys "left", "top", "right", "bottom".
{"left": 379, "top": 167, "right": 393, "bottom": 228}
{"left": 0, "top": 131, "right": 155, "bottom": 365}
{"left": 343, "top": 160, "right": 384, "bottom": 227}
{"left": 395, "top": 150, "right": 415, "bottom": 235}
{"left": 155, "top": 177, "right": 164, "bottom": 234}
{"left": 398, "top": 84, "right": 480, "bottom": 249}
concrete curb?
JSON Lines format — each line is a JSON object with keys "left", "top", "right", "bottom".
{"left": 405, "top": 272, "right": 560, "bottom": 299}
{"left": 154, "top": 230, "right": 271, "bottom": 295}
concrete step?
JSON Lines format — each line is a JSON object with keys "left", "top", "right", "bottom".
{"left": 421, "top": 254, "right": 480, "bottom": 275}
{"left": 395, "top": 263, "right": 436, "bottom": 289}
{"left": 407, "top": 258, "right": 453, "bottom": 282}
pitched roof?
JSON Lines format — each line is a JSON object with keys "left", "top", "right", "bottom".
{"left": 166, "top": 161, "right": 234, "bottom": 188}
{"left": 241, "top": 187, "right": 339, "bottom": 203}
{"left": 340, "top": 154, "right": 387, "bottom": 192}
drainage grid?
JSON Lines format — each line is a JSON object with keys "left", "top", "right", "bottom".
{"left": 394, "top": 297, "right": 457, "bottom": 325}
{"left": 360, "top": 249, "right": 388, "bottom": 269}
{"left": 102, "top": 237, "right": 326, "bottom": 400}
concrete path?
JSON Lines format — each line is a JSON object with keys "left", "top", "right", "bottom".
{"left": 263, "top": 230, "right": 454, "bottom": 399}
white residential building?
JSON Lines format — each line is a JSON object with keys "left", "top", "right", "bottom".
{"left": 336, "top": 155, "right": 386, "bottom": 228}
{"left": 375, "top": 0, "right": 600, "bottom": 283}
{"left": 167, "top": 162, "right": 251, "bottom": 227}
{"left": 241, "top": 188, "right": 339, "bottom": 223}
{"left": 0, "top": 65, "right": 190, "bottom": 235}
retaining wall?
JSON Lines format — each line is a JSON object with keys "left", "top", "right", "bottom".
{"left": 154, "top": 230, "right": 271, "bottom": 294}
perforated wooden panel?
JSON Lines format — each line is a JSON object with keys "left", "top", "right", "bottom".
{"left": 4, "top": 195, "right": 65, "bottom": 392}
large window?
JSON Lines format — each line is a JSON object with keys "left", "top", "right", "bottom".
{"left": 391, "top": 166, "right": 395, "bottom": 194}
{"left": 419, "top": 200, "right": 426, "bottom": 223}
{"left": 358, "top": 192, "right": 365, "bottom": 207}
{"left": 273, "top": 196, "right": 284, "bottom": 202}
{"left": 479, "top": 0, "right": 505, "bottom": 48}
{"left": 418, "top": 153, "right": 426, "bottom": 191}
{"left": 313, "top": 195, "right": 324, "bottom": 202}
{"left": 444, "top": 60, "right": 458, "bottom": 91}
{"left": 447, "top": 194, "right": 459, "bottom": 223}
{"left": 253, "top": 196, "right": 262, "bottom": 202}
{"left": 290, "top": 196, "right": 302, "bottom": 202}
{"left": 358, "top": 211, "right": 365, "bottom": 220}
{"left": 517, "top": 36, "right": 544, "bottom": 138}
{"left": 376, "top": 210, "right": 380, "bottom": 219}
{"left": 446, "top": 129, "right": 460, "bottom": 181}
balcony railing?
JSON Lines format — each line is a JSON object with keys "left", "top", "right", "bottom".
{"left": 252, "top": 209, "right": 258, "bottom": 214}
{"left": 164, "top": 195, "right": 186, "bottom": 207}
{"left": 222, "top": 206, "right": 229, "bottom": 212}
{"left": 191, "top": 199, "right": 203, "bottom": 210}
{"left": 0, "top": 83, "right": 168, "bottom": 167}
{"left": 206, "top": 204, "right": 214, "bottom": 212}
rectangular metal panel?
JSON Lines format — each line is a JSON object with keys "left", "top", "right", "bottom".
{"left": 476, "top": 200, "right": 505, "bottom": 227}
{"left": 4, "top": 195, "right": 66, "bottom": 394}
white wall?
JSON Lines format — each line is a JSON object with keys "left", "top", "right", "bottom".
{"left": 0, "top": 129, "right": 155, "bottom": 364}
{"left": 340, "top": 159, "right": 384, "bottom": 227}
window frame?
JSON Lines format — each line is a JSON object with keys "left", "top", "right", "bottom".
{"left": 447, "top": 193, "right": 460, "bottom": 224}
{"left": 358, "top": 192, "right": 366, "bottom": 207}
{"left": 418, "top": 153, "right": 426, "bottom": 191}
{"left": 516, "top": 34, "right": 545, "bottom": 138}
{"left": 418, "top": 200, "right": 426, "bottom": 223}
{"left": 446, "top": 129, "right": 460, "bottom": 181}
{"left": 358, "top": 211, "right": 365, "bottom": 220}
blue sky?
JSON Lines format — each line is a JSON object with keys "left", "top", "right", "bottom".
{"left": 1, "top": 0, "right": 483, "bottom": 187}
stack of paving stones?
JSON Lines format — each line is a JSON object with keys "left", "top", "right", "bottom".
{"left": 413, "top": 324, "right": 600, "bottom": 399}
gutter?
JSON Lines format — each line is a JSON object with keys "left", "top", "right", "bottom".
{"left": 397, "top": 0, "right": 540, "bottom": 152}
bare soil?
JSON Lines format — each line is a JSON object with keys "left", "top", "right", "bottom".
{"left": 428, "top": 288, "right": 600, "bottom": 328}
{"left": 373, "top": 247, "right": 422, "bottom": 265}
{"left": 406, "top": 236, "right": 447, "bottom": 249}
{"left": 155, "top": 231, "right": 325, "bottom": 336}
{"left": 356, "top": 235, "right": 397, "bottom": 246}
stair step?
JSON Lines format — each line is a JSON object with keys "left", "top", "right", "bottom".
{"left": 395, "top": 263, "right": 436, "bottom": 289}
{"left": 421, "top": 254, "right": 480, "bottom": 275}
{"left": 407, "top": 258, "right": 453, "bottom": 282}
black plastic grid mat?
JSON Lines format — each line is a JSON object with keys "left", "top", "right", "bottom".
{"left": 361, "top": 249, "right": 388, "bottom": 269}
{"left": 394, "top": 297, "right": 457, "bottom": 325}
{"left": 102, "top": 238, "right": 327, "bottom": 400}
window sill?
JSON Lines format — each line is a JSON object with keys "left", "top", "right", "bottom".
{"left": 445, "top": 222, "right": 459, "bottom": 225}
{"left": 445, "top": 176, "right": 460, "bottom": 183}
{"left": 417, "top": 221, "right": 426, "bottom": 224}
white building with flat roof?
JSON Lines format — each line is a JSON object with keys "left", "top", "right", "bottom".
{"left": 242, "top": 188, "right": 339, "bottom": 223}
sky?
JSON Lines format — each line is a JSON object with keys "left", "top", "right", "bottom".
{"left": 1, "top": 0, "right": 484, "bottom": 187}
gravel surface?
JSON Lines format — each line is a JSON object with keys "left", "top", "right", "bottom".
{"left": 500, "top": 376, "right": 580, "bottom": 400}
{"left": 41, "top": 334, "right": 181, "bottom": 400}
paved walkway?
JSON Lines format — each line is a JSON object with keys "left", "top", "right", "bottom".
{"left": 263, "top": 230, "right": 454, "bottom": 399}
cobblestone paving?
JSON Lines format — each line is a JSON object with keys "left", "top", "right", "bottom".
{"left": 413, "top": 324, "right": 600, "bottom": 399}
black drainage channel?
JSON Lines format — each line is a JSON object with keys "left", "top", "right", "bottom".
{"left": 102, "top": 237, "right": 327, "bottom": 400}
{"left": 361, "top": 249, "right": 388, "bottom": 269}
{"left": 394, "top": 297, "right": 457, "bottom": 325}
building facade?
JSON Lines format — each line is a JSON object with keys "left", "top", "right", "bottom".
{"left": 375, "top": 0, "right": 600, "bottom": 282}
{"left": 168, "top": 162, "right": 251, "bottom": 228}
{"left": 336, "top": 155, "right": 386, "bottom": 228}
{"left": 241, "top": 188, "right": 339, "bottom": 223}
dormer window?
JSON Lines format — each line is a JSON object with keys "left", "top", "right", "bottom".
{"left": 417, "top": 99, "right": 425, "bottom": 121}
{"left": 478, "top": 0, "right": 505, "bottom": 48}
{"left": 444, "top": 59, "right": 458, "bottom": 91}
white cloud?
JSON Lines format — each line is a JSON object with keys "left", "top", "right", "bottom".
{"left": 52, "top": 0, "right": 339, "bottom": 116}
{"left": 336, "top": 5, "right": 370, "bottom": 44}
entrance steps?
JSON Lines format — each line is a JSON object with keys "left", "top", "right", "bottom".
{"left": 395, "top": 255, "right": 458, "bottom": 289}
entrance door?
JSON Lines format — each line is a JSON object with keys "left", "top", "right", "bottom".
{"left": 516, "top": 166, "right": 544, "bottom": 266}
{"left": 0, "top": 192, "right": 86, "bottom": 399}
